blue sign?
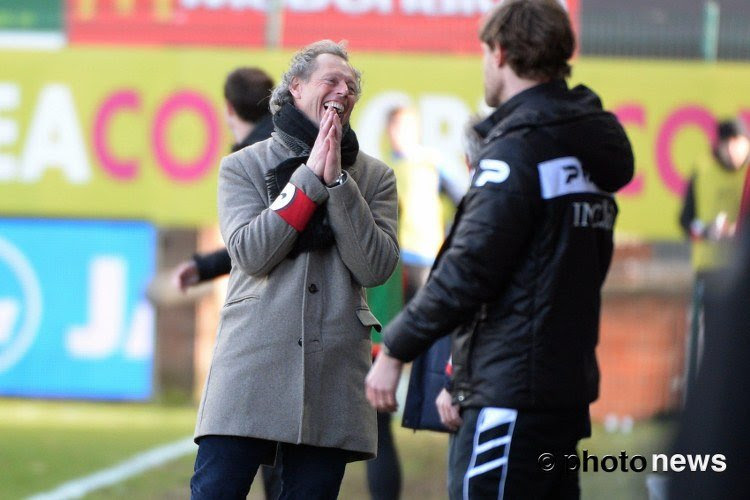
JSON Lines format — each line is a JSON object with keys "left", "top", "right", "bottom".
{"left": 0, "top": 219, "right": 156, "bottom": 399}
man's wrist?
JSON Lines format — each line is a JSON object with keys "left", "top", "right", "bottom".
{"left": 326, "top": 171, "right": 347, "bottom": 188}
{"left": 381, "top": 341, "right": 393, "bottom": 357}
{"left": 380, "top": 343, "right": 404, "bottom": 365}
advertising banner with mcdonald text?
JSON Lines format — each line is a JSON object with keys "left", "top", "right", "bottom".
{"left": 67, "top": 0, "right": 579, "bottom": 53}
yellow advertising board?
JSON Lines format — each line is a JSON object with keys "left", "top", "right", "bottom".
{"left": 1, "top": 47, "right": 749, "bottom": 239}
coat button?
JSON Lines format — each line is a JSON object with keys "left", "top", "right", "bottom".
{"left": 298, "top": 337, "right": 302, "bottom": 346}
{"left": 308, "top": 283, "right": 318, "bottom": 293}
{"left": 457, "top": 393, "right": 466, "bottom": 402}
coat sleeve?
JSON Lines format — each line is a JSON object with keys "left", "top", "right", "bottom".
{"left": 383, "top": 141, "right": 537, "bottom": 362}
{"left": 325, "top": 166, "right": 400, "bottom": 287}
{"left": 218, "top": 152, "right": 329, "bottom": 277}
{"left": 194, "top": 248, "right": 231, "bottom": 282}
{"left": 679, "top": 174, "right": 697, "bottom": 238}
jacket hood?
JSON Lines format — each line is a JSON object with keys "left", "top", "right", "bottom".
{"left": 478, "top": 81, "right": 635, "bottom": 193}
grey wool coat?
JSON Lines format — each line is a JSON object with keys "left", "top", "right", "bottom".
{"left": 194, "top": 130, "right": 399, "bottom": 461}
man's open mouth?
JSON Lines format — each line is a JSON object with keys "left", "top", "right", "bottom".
{"left": 324, "top": 101, "right": 345, "bottom": 117}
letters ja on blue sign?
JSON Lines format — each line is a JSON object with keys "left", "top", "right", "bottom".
{"left": 0, "top": 218, "right": 156, "bottom": 400}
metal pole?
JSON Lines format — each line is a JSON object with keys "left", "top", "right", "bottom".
{"left": 683, "top": 278, "right": 704, "bottom": 405}
{"left": 265, "top": 0, "right": 284, "bottom": 49}
{"left": 702, "top": 1, "right": 720, "bottom": 61}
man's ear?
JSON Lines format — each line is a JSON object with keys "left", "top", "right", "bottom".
{"left": 289, "top": 77, "right": 302, "bottom": 99}
{"left": 493, "top": 43, "right": 506, "bottom": 68}
{"left": 226, "top": 100, "right": 236, "bottom": 118}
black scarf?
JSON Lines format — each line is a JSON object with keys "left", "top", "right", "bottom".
{"left": 268, "top": 104, "right": 359, "bottom": 257}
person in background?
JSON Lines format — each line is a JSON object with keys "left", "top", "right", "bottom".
{"left": 364, "top": 265, "right": 404, "bottom": 499}
{"left": 679, "top": 118, "right": 749, "bottom": 392}
{"left": 401, "top": 115, "right": 483, "bottom": 434}
{"left": 191, "top": 40, "right": 398, "bottom": 499}
{"left": 172, "top": 67, "right": 275, "bottom": 292}
{"left": 366, "top": 1, "right": 634, "bottom": 498}
{"left": 364, "top": 107, "right": 470, "bottom": 498}
{"left": 386, "top": 105, "right": 468, "bottom": 300}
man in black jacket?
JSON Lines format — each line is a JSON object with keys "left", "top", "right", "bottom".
{"left": 366, "top": 1, "right": 634, "bottom": 498}
{"left": 172, "top": 67, "right": 275, "bottom": 291}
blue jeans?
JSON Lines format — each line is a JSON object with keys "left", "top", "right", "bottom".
{"left": 191, "top": 435, "right": 348, "bottom": 500}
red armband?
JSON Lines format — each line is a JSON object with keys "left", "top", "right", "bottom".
{"left": 270, "top": 183, "right": 316, "bottom": 232}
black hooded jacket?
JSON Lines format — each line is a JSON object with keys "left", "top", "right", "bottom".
{"left": 383, "top": 80, "right": 634, "bottom": 411}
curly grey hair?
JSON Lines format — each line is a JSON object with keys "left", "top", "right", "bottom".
{"left": 269, "top": 40, "right": 362, "bottom": 114}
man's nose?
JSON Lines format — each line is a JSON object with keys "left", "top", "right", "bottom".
{"left": 335, "top": 80, "right": 349, "bottom": 95}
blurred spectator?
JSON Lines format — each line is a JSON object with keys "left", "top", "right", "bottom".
{"left": 365, "top": 107, "right": 470, "bottom": 498}
{"left": 386, "top": 105, "right": 469, "bottom": 299}
{"left": 365, "top": 265, "right": 404, "bottom": 500}
{"left": 679, "top": 118, "right": 749, "bottom": 390}
{"left": 172, "top": 67, "right": 275, "bottom": 293}
{"left": 402, "top": 114, "right": 483, "bottom": 434}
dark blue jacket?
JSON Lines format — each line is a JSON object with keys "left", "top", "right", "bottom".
{"left": 401, "top": 335, "right": 452, "bottom": 432}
